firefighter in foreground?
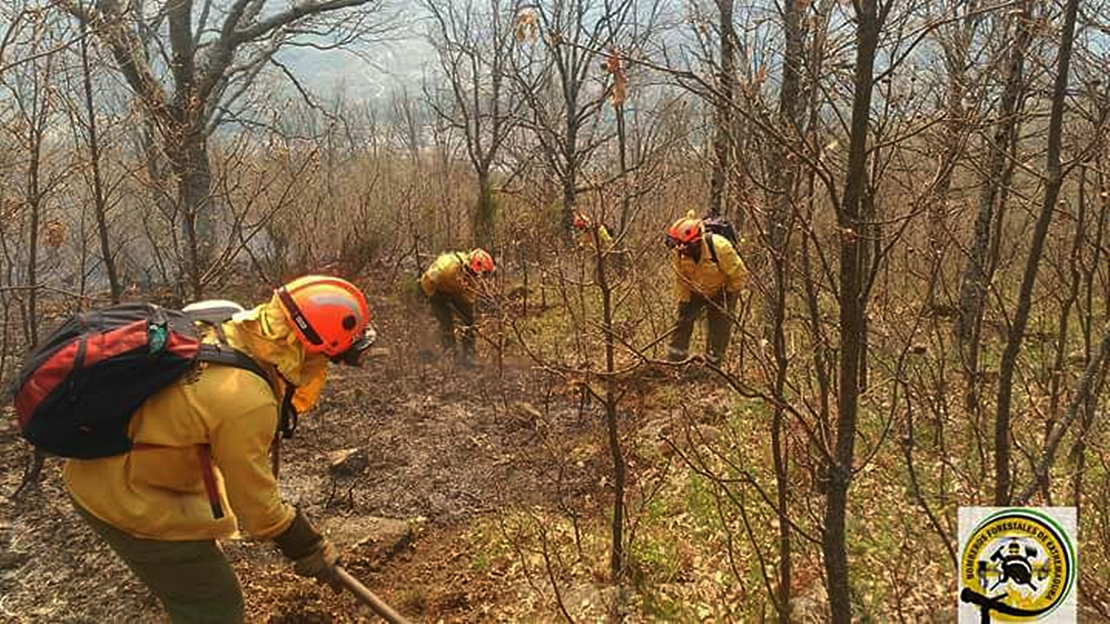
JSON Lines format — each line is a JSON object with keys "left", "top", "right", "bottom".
{"left": 420, "top": 248, "right": 495, "bottom": 365}
{"left": 665, "top": 212, "right": 747, "bottom": 364}
{"left": 63, "top": 276, "right": 376, "bottom": 623}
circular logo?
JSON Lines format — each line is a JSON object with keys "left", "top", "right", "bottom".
{"left": 960, "top": 509, "right": 1076, "bottom": 621}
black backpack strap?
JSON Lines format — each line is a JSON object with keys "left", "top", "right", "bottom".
{"left": 195, "top": 343, "right": 270, "bottom": 383}
{"left": 706, "top": 233, "right": 720, "bottom": 265}
{"left": 271, "top": 380, "right": 298, "bottom": 479}
{"left": 277, "top": 382, "right": 297, "bottom": 440}
{"left": 455, "top": 252, "right": 473, "bottom": 276}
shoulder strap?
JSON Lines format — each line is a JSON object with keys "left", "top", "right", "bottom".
{"left": 706, "top": 233, "right": 720, "bottom": 265}
{"left": 195, "top": 343, "right": 270, "bottom": 382}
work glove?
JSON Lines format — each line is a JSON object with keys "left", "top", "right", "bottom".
{"left": 274, "top": 509, "right": 343, "bottom": 593}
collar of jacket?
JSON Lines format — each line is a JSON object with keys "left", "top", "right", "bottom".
{"left": 222, "top": 295, "right": 329, "bottom": 413}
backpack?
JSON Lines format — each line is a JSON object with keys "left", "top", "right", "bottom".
{"left": 703, "top": 216, "right": 740, "bottom": 264}
{"left": 12, "top": 302, "right": 274, "bottom": 459}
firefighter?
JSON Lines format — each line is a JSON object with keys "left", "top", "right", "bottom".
{"left": 665, "top": 212, "right": 747, "bottom": 364}
{"left": 572, "top": 213, "right": 614, "bottom": 252}
{"left": 420, "top": 248, "right": 495, "bottom": 365}
{"left": 64, "top": 276, "right": 376, "bottom": 623}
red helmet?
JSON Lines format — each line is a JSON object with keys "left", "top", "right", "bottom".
{"left": 573, "top": 214, "right": 589, "bottom": 230}
{"left": 276, "top": 275, "right": 370, "bottom": 357}
{"left": 666, "top": 216, "right": 702, "bottom": 247}
{"left": 468, "top": 249, "right": 495, "bottom": 275}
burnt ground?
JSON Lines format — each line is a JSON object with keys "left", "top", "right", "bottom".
{"left": 0, "top": 293, "right": 621, "bottom": 623}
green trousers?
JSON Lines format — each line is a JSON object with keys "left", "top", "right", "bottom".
{"left": 429, "top": 291, "right": 476, "bottom": 356}
{"left": 667, "top": 290, "right": 736, "bottom": 363}
{"left": 74, "top": 502, "right": 245, "bottom": 623}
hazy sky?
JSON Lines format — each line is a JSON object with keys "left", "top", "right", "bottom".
{"left": 277, "top": 30, "right": 435, "bottom": 103}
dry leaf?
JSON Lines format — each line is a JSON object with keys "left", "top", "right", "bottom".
{"left": 44, "top": 219, "right": 66, "bottom": 249}
{"left": 515, "top": 10, "right": 538, "bottom": 44}
{"left": 604, "top": 49, "right": 627, "bottom": 107}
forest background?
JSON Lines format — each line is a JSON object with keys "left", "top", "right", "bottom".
{"left": 1, "top": 0, "right": 1110, "bottom": 621}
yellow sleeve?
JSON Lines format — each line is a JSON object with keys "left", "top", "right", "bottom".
{"left": 598, "top": 226, "right": 613, "bottom": 249}
{"left": 714, "top": 237, "right": 747, "bottom": 294}
{"left": 210, "top": 400, "right": 295, "bottom": 540}
{"left": 671, "top": 253, "right": 692, "bottom": 302}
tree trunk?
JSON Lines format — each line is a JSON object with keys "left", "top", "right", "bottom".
{"left": 474, "top": 168, "right": 497, "bottom": 250}
{"left": 766, "top": 0, "right": 805, "bottom": 618}
{"left": 924, "top": 17, "right": 974, "bottom": 309}
{"left": 81, "top": 23, "right": 121, "bottom": 303}
{"left": 824, "top": 0, "right": 878, "bottom": 620}
{"left": 1071, "top": 165, "right": 1109, "bottom": 506}
{"left": 708, "top": 0, "right": 736, "bottom": 217}
{"left": 562, "top": 154, "right": 578, "bottom": 234}
{"left": 994, "top": 0, "right": 1079, "bottom": 506}
{"left": 616, "top": 103, "right": 631, "bottom": 235}
{"left": 597, "top": 240, "right": 625, "bottom": 584}
{"left": 171, "top": 129, "right": 214, "bottom": 300}
{"left": 956, "top": 1, "right": 1032, "bottom": 341}
{"left": 26, "top": 133, "right": 41, "bottom": 348}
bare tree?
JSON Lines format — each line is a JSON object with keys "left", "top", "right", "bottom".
{"left": 61, "top": 0, "right": 396, "bottom": 297}
{"left": 993, "top": 0, "right": 1080, "bottom": 505}
{"left": 510, "top": 0, "right": 635, "bottom": 234}
{"left": 424, "top": 0, "right": 520, "bottom": 249}
{"left": 706, "top": 0, "right": 736, "bottom": 218}
{"left": 955, "top": 1, "right": 1033, "bottom": 345}
{"left": 75, "top": 21, "right": 121, "bottom": 302}
{"left": 824, "top": 0, "right": 882, "bottom": 619}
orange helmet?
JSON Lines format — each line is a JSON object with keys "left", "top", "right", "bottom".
{"left": 468, "top": 249, "right": 495, "bottom": 275}
{"left": 666, "top": 215, "right": 703, "bottom": 248}
{"left": 276, "top": 275, "right": 371, "bottom": 358}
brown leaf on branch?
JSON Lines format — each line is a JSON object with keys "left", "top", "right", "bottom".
{"left": 604, "top": 49, "right": 626, "bottom": 107}
{"left": 515, "top": 10, "right": 538, "bottom": 43}
{"left": 45, "top": 219, "right": 66, "bottom": 249}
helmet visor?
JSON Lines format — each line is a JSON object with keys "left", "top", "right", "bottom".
{"left": 331, "top": 325, "right": 378, "bottom": 366}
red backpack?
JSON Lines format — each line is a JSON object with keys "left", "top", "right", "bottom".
{"left": 12, "top": 302, "right": 272, "bottom": 458}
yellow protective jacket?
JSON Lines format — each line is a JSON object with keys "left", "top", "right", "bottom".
{"left": 63, "top": 295, "right": 330, "bottom": 542}
{"left": 672, "top": 233, "right": 747, "bottom": 302}
{"left": 577, "top": 224, "right": 614, "bottom": 252}
{"left": 420, "top": 252, "right": 479, "bottom": 305}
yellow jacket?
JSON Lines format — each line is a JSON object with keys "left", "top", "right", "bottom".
{"left": 63, "top": 295, "right": 330, "bottom": 542}
{"left": 577, "top": 225, "right": 614, "bottom": 252}
{"left": 672, "top": 233, "right": 747, "bottom": 302}
{"left": 421, "top": 252, "right": 479, "bottom": 304}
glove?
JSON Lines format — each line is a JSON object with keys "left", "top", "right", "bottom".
{"left": 293, "top": 540, "right": 342, "bottom": 593}
{"left": 274, "top": 509, "right": 343, "bottom": 592}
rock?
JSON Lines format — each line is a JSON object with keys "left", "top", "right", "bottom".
{"left": 327, "top": 448, "right": 368, "bottom": 477}
{"left": 687, "top": 424, "right": 721, "bottom": 445}
{"left": 322, "top": 516, "right": 413, "bottom": 560}
{"left": 638, "top": 418, "right": 723, "bottom": 460}
{"left": 513, "top": 401, "right": 543, "bottom": 423}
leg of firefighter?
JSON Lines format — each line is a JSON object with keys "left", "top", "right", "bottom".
{"left": 73, "top": 502, "right": 244, "bottom": 624}
{"left": 456, "top": 296, "right": 477, "bottom": 365}
{"left": 706, "top": 290, "right": 736, "bottom": 365}
{"left": 668, "top": 295, "right": 705, "bottom": 361}
{"left": 429, "top": 292, "right": 457, "bottom": 353}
